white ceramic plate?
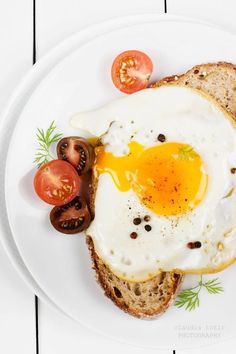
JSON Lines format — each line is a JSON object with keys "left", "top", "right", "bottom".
{"left": 1, "top": 13, "right": 202, "bottom": 323}
{"left": 3, "top": 16, "right": 236, "bottom": 349}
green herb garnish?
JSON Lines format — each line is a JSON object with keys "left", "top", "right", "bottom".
{"left": 178, "top": 145, "right": 198, "bottom": 160}
{"left": 175, "top": 276, "right": 223, "bottom": 311}
{"left": 34, "top": 121, "right": 62, "bottom": 168}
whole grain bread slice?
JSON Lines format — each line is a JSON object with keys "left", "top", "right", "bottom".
{"left": 152, "top": 62, "right": 236, "bottom": 119}
{"left": 87, "top": 62, "right": 236, "bottom": 319}
{"left": 86, "top": 236, "right": 182, "bottom": 318}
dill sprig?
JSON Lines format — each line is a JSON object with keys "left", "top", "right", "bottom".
{"left": 203, "top": 278, "right": 224, "bottom": 294}
{"left": 34, "top": 121, "right": 62, "bottom": 168}
{"left": 178, "top": 145, "right": 198, "bottom": 160}
{"left": 175, "top": 276, "right": 223, "bottom": 311}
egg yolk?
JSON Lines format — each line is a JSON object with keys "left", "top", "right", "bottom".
{"left": 95, "top": 142, "right": 208, "bottom": 216}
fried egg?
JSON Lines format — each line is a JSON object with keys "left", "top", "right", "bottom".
{"left": 71, "top": 86, "right": 236, "bottom": 281}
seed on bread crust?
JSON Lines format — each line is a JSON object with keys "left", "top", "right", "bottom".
{"left": 113, "top": 286, "right": 122, "bottom": 298}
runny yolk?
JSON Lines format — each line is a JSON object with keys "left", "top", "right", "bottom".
{"left": 95, "top": 141, "right": 208, "bottom": 216}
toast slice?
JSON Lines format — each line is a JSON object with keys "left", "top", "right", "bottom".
{"left": 87, "top": 236, "right": 181, "bottom": 318}
{"left": 87, "top": 62, "right": 236, "bottom": 318}
{"left": 152, "top": 62, "right": 236, "bottom": 119}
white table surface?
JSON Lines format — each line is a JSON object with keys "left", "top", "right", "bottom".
{"left": 1, "top": 1, "right": 236, "bottom": 353}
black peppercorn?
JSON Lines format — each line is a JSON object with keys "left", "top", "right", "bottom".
{"left": 231, "top": 167, "right": 236, "bottom": 174}
{"left": 157, "top": 134, "right": 166, "bottom": 143}
{"left": 144, "top": 225, "right": 152, "bottom": 232}
{"left": 194, "top": 241, "right": 202, "bottom": 248}
{"left": 187, "top": 241, "right": 202, "bottom": 249}
{"left": 133, "top": 217, "right": 141, "bottom": 225}
{"left": 130, "top": 232, "right": 138, "bottom": 239}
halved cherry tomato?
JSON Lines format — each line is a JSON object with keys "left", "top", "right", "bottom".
{"left": 111, "top": 50, "right": 153, "bottom": 94}
{"left": 34, "top": 160, "right": 80, "bottom": 206}
{"left": 50, "top": 196, "right": 91, "bottom": 234}
{"left": 57, "top": 137, "right": 95, "bottom": 175}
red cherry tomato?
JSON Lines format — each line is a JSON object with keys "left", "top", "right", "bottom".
{"left": 34, "top": 160, "right": 80, "bottom": 206}
{"left": 111, "top": 50, "right": 153, "bottom": 94}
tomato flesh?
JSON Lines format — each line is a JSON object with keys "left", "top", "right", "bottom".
{"left": 34, "top": 160, "right": 80, "bottom": 206}
{"left": 111, "top": 50, "right": 153, "bottom": 94}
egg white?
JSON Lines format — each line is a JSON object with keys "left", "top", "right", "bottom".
{"left": 71, "top": 86, "right": 236, "bottom": 281}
